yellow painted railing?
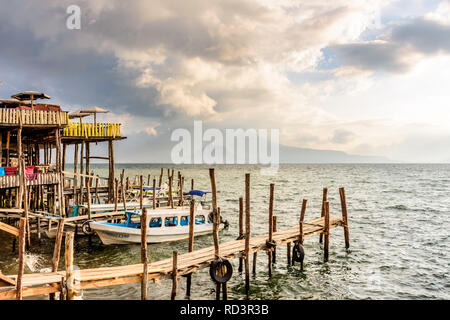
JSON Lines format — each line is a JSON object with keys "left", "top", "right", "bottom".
{"left": 63, "top": 122, "right": 121, "bottom": 138}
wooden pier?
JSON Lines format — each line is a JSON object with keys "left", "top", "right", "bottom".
{"left": 0, "top": 215, "right": 344, "bottom": 300}
{"left": 0, "top": 168, "right": 351, "bottom": 300}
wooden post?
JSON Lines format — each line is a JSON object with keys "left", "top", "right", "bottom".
{"left": 324, "top": 201, "right": 330, "bottom": 262}
{"left": 268, "top": 183, "right": 274, "bottom": 277}
{"left": 152, "top": 178, "right": 156, "bottom": 209}
{"left": 171, "top": 250, "right": 178, "bottom": 300}
{"left": 147, "top": 174, "right": 151, "bottom": 186}
{"left": 179, "top": 176, "right": 184, "bottom": 206}
{"left": 186, "top": 199, "right": 195, "bottom": 298}
{"left": 20, "top": 159, "right": 30, "bottom": 248}
{"left": 65, "top": 231, "right": 75, "bottom": 300}
{"left": 114, "top": 178, "right": 119, "bottom": 212}
{"left": 86, "top": 176, "right": 91, "bottom": 220}
{"left": 50, "top": 219, "right": 65, "bottom": 300}
{"left": 252, "top": 252, "right": 257, "bottom": 274}
{"left": 272, "top": 215, "right": 277, "bottom": 264}
{"left": 287, "top": 242, "right": 291, "bottom": 266}
{"left": 319, "top": 187, "right": 328, "bottom": 243}
{"left": 209, "top": 169, "right": 219, "bottom": 259}
{"left": 85, "top": 142, "right": 90, "bottom": 188}
{"left": 122, "top": 176, "right": 127, "bottom": 212}
{"left": 16, "top": 127, "right": 23, "bottom": 209}
{"left": 298, "top": 199, "right": 307, "bottom": 269}
{"left": 55, "top": 129, "right": 65, "bottom": 217}
{"left": 141, "top": 208, "right": 148, "bottom": 300}
{"left": 73, "top": 144, "right": 78, "bottom": 204}
{"left": 244, "top": 173, "right": 250, "bottom": 296}
{"left": 79, "top": 141, "right": 84, "bottom": 204}
{"left": 37, "top": 217, "right": 41, "bottom": 242}
{"left": 209, "top": 168, "right": 222, "bottom": 300}
{"left": 62, "top": 143, "right": 66, "bottom": 171}
{"left": 16, "top": 218, "right": 26, "bottom": 300}
{"left": 238, "top": 197, "right": 244, "bottom": 273}
{"left": 339, "top": 187, "right": 350, "bottom": 249}
{"left": 191, "top": 178, "right": 194, "bottom": 191}
{"left": 108, "top": 140, "right": 115, "bottom": 203}
{"left": 139, "top": 175, "right": 143, "bottom": 210}
{"left": 6, "top": 131, "right": 10, "bottom": 166}
{"left": 158, "top": 168, "right": 163, "bottom": 188}
{"left": 168, "top": 175, "right": 173, "bottom": 209}
{"left": 95, "top": 175, "right": 100, "bottom": 204}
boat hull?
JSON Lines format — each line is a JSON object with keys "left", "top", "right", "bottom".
{"left": 90, "top": 221, "right": 223, "bottom": 245}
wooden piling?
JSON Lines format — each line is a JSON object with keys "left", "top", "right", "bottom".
{"left": 65, "top": 231, "right": 75, "bottom": 300}
{"left": 16, "top": 218, "right": 26, "bottom": 300}
{"left": 79, "top": 141, "right": 84, "bottom": 204}
{"left": 238, "top": 197, "right": 244, "bottom": 273}
{"left": 186, "top": 199, "right": 195, "bottom": 298}
{"left": 139, "top": 175, "right": 144, "bottom": 210}
{"left": 209, "top": 169, "right": 219, "bottom": 259}
{"left": 298, "top": 199, "right": 307, "bottom": 270}
{"left": 324, "top": 201, "right": 330, "bottom": 262}
{"left": 108, "top": 140, "right": 115, "bottom": 203}
{"left": 339, "top": 187, "right": 350, "bottom": 249}
{"left": 86, "top": 177, "right": 91, "bottom": 220}
{"left": 268, "top": 183, "right": 274, "bottom": 277}
{"left": 73, "top": 144, "right": 79, "bottom": 204}
{"left": 168, "top": 175, "right": 174, "bottom": 209}
{"left": 319, "top": 187, "right": 328, "bottom": 243}
{"left": 287, "top": 242, "right": 291, "bottom": 266}
{"left": 114, "top": 178, "right": 119, "bottom": 212}
{"left": 51, "top": 220, "right": 65, "bottom": 279}
{"left": 171, "top": 250, "right": 178, "bottom": 300}
{"left": 158, "top": 168, "right": 163, "bottom": 188}
{"left": 179, "top": 176, "right": 184, "bottom": 207}
{"left": 152, "top": 178, "right": 156, "bottom": 209}
{"left": 121, "top": 175, "right": 127, "bottom": 212}
{"left": 272, "top": 215, "right": 277, "bottom": 264}
{"left": 140, "top": 208, "right": 148, "bottom": 300}
{"left": 244, "top": 173, "right": 250, "bottom": 295}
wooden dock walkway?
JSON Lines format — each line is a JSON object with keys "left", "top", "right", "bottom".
{"left": 0, "top": 215, "right": 343, "bottom": 300}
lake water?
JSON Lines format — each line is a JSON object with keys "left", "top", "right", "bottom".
{"left": 1, "top": 164, "right": 449, "bottom": 300}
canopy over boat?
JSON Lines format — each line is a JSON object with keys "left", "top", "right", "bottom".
{"left": 188, "top": 190, "right": 214, "bottom": 197}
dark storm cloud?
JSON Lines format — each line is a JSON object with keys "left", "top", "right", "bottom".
{"left": 330, "top": 18, "right": 450, "bottom": 73}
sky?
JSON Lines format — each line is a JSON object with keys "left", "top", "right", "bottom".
{"left": 1, "top": 0, "right": 450, "bottom": 162}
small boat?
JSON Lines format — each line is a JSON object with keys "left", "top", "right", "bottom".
{"left": 88, "top": 197, "right": 226, "bottom": 245}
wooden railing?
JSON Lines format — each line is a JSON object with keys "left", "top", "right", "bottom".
{"left": 63, "top": 122, "right": 121, "bottom": 138}
{"left": 0, "top": 109, "right": 69, "bottom": 126}
{"left": 0, "top": 172, "right": 60, "bottom": 188}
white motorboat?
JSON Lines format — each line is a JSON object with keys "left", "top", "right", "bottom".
{"left": 88, "top": 192, "right": 227, "bottom": 244}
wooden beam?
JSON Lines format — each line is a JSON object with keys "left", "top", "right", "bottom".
{"left": 0, "top": 222, "right": 19, "bottom": 237}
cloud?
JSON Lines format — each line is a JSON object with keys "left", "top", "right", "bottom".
{"left": 331, "top": 129, "right": 355, "bottom": 144}
{"left": 2, "top": 0, "right": 450, "bottom": 162}
{"left": 330, "top": 15, "right": 450, "bottom": 73}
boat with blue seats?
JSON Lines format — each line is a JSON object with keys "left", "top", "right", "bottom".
{"left": 88, "top": 190, "right": 226, "bottom": 244}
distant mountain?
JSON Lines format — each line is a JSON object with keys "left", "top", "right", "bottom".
{"left": 98, "top": 132, "right": 395, "bottom": 163}
{"left": 279, "top": 145, "right": 392, "bottom": 163}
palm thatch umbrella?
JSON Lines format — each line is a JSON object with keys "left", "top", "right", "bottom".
{"left": 79, "top": 106, "right": 109, "bottom": 124}
{"left": 69, "top": 109, "right": 91, "bottom": 127}
{"left": 11, "top": 91, "right": 50, "bottom": 110}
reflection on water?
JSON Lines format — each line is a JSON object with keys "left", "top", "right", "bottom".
{"left": 1, "top": 164, "right": 449, "bottom": 300}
